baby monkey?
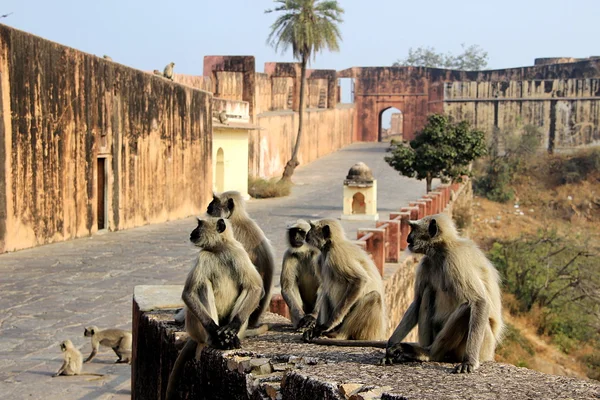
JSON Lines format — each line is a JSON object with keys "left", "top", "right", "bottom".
{"left": 83, "top": 326, "right": 132, "bottom": 364}
{"left": 53, "top": 340, "right": 104, "bottom": 378}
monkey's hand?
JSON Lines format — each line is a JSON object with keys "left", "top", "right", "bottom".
{"left": 206, "top": 320, "right": 237, "bottom": 350}
{"left": 453, "top": 359, "right": 479, "bottom": 373}
{"left": 296, "top": 315, "right": 316, "bottom": 332}
{"left": 215, "top": 317, "right": 242, "bottom": 350}
{"left": 302, "top": 324, "right": 326, "bottom": 342}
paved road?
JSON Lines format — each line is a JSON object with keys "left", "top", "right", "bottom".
{"left": 0, "top": 142, "right": 431, "bottom": 400}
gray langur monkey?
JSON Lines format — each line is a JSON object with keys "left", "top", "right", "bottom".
{"left": 302, "top": 219, "right": 386, "bottom": 342}
{"left": 281, "top": 219, "right": 321, "bottom": 330}
{"left": 83, "top": 326, "right": 132, "bottom": 364}
{"left": 166, "top": 217, "right": 263, "bottom": 400}
{"left": 102, "top": 55, "right": 112, "bottom": 61}
{"left": 206, "top": 191, "right": 275, "bottom": 329}
{"left": 381, "top": 213, "right": 504, "bottom": 373}
{"left": 153, "top": 69, "right": 163, "bottom": 76}
{"left": 53, "top": 340, "right": 104, "bottom": 378}
{"left": 218, "top": 110, "right": 228, "bottom": 124}
{"left": 163, "top": 62, "right": 175, "bottom": 81}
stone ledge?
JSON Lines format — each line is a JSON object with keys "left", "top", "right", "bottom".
{"left": 132, "top": 298, "right": 600, "bottom": 400}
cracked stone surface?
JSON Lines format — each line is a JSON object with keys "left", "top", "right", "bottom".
{"left": 140, "top": 311, "right": 600, "bottom": 400}
{"left": 0, "top": 143, "right": 432, "bottom": 400}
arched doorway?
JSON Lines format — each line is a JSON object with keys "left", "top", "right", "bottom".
{"left": 352, "top": 192, "right": 366, "bottom": 214}
{"left": 378, "top": 107, "right": 403, "bottom": 142}
{"left": 216, "top": 148, "right": 225, "bottom": 193}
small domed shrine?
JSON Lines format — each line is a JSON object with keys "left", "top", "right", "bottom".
{"left": 341, "top": 162, "right": 379, "bottom": 221}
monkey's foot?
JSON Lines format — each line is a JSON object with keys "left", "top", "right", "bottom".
{"left": 381, "top": 343, "right": 428, "bottom": 365}
{"left": 296, "top": 315, "right": 316, "bottom": 332}
{"left": 302, "top": 325, "right": 325, "bottom": 342}
{"left": 453, "top": 360, "right": 479, "bottom": 373}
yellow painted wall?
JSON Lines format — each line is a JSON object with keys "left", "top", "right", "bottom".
{"left": 213, "top": 129, "right": 250, "bottom": 198}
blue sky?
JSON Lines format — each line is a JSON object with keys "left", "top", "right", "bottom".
{"left": 2, "top": 0, "right": 599, "bottom": 76}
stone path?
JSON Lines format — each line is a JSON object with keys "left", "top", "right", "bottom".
{"left": 0, "top": 142, "right": 431, "bottom": 400}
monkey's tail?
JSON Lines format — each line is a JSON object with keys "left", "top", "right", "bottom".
{"left": 309, "top": 338, "right": 387, "bottom": 348}
{"left": 81, "top": 373, "right": 105, "bottom": 377}
{"left": 245, "top": 324, "right": 269, "bottom": 337}
{"left": 165, "top": 339, "right": 197, "bottom": 400}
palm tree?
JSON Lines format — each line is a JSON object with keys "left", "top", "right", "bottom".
{"left": 265, "top": 0, "right": 344, "bottom": 181}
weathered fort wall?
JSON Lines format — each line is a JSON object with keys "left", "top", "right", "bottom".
{"left": 251, "top": 106, "right": 354, "bottom": 178}
{"left": 0, "top": 24, "right": 213, "bottom": 253}
{"left": 441, "top": 69, "right": 600, "bottom": 151}
{"left": 341, "top": 59, "right": 600, "bottom": 150}
{"left": 3, "top": 23, "right": 599, "bottom": 253}
{"left": 0, "top": 34, "right": 355, "bottom": 253}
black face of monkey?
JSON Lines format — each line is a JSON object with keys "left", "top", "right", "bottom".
{"left": 407, "top": 218, "right": 439, "bottom": 254}
{"left": 190, "top": 219, "right": 204, "bottom": 244}
{"left": 206, "top": 196, "right": 235, "bottom": 218}
{"left": 287, "top": 228, "right": 307, "bottom": 248}
{"left": 190, "top": 218, "right": 227, "bottom": 247}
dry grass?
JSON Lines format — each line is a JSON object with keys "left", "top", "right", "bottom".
{"left": 470, "top": 148, "right": 600, "bottom": 380}
{"left": 248, "top": 176, "right": 292, "bottom": 199}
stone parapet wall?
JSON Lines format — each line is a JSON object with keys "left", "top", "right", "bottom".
{"left": 131, "top": 291, "right": 600, "bottom": 400}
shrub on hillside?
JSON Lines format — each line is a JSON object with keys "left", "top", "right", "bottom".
{"left": 546, "top": 148, "right": 600, "bottom": 186}
{"left": 473, "top": 124, "right": 543, "bottom": 202}
{"left": 488, "top": 230, "right": 600, "bottom": 345}
{"left": 248, "top": 176, "right": 292, "bottom": 199}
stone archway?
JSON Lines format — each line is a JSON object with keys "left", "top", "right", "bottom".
{"left": 337, "top": 67, "right": 434, "bottom": 142}
{"left": 378, "top": 107, "right": 403, "bottom": 142}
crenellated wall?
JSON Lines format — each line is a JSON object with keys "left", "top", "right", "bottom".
{"left": 0, "top": 24, "right": 213, "bottom": 253}
{"left": 202, "top": 57, "right": 354, "bottom": 178}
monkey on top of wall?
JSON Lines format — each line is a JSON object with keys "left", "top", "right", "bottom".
{"left": 381, "top": 213, "right": 504, "bottom": 373}
{"left": 302, "top": 218, "right": 386, "bottom": 342}
{"left": 163, "top": 62, "right": 175, "bottom": 81}
{"left": 206, "top": 191, "right": 275, "bottom": 329}
{"left": 166, "top": 217, "right": 263, "bottom": 400}
{"left": 281, "top": 219, "right": 321, "bottom": 330}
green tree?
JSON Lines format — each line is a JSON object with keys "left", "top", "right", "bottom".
{"left": 265, "top": 0, "right": 344, "bottom": 181}
{"left": 385, "top": 114, "right": 487, "bottom": 192}
{"left": 393, "top": 43, "right": 488, "bottom": 70}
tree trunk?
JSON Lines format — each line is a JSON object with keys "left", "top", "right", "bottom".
{"left": 281, "top": 55, "right": 308, "bottom": 182}
{"left": 426, "top": 173, "right": 432, "bottom": 193}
